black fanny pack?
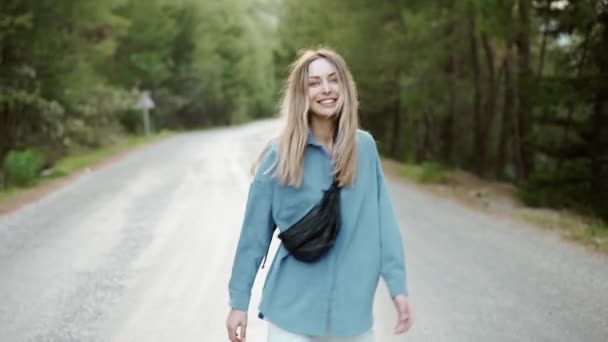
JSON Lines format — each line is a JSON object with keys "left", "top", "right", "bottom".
{"left": 262, "top": 180, "right": 341, "bottom": 267}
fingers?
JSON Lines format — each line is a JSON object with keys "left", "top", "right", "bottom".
{"left": 227, "top": 322, "right": 248, "bottom": 342}
{"left": 394, "top": 315, "right": 413, "bottom": 335}
{"left": 227, "top": 323, "right": 242, "bottom": 342}
{"left": 394, "top": 304, "right": 413, "bottom": 335}
{"left": 227, "top": 326, "right": 238, "bottom": 342}
{"left": 227, "top": 325, "right": 236, "bottom": 342}
{"left": 392, "top": 296, "right": 414, "bottom": 335}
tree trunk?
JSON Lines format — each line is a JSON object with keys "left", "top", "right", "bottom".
{"left": 389, "top": 88, "right": 402, "bottom": 159}
{"left": 0, "top": 109, "right": 17, "bottom": 177}
{"left": 558, "top": 24, "right": 593, "bottom": 168}
{"left": 496, "top": 51, "right": 514, "bottom": 179}
{"left": 496, "top": 43, "right": 521, "bottom": 179}
{"left": 415, "top": 118, "right": 424, "bottom": 163}
{"left": 481, "top": 31, "right": 498, "bottom": 177}
{"left": 590, "top": 93, "right": 606, "bottom": 181}
{"left": 0, "top": 112, "right": 11, "bottom": 159}
{"left": 424, "top": 110, "right": 437, "bottom": 161}
{"left": 536, "top": 0, "right": 553, "bottom": 80}
{"left": 469, "top": 2, "right": 484, "bottom": 175}
{"left": 516, "top": 0, "right": 534, "bottom": 179}
{"left": 441, "top": 0, "right": 456, "bottom": 166}
{"left": 589, "top": 14, "right": 608, "bottom": 218}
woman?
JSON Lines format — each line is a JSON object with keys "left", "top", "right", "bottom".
{"left": 226, "top": 47, "right": 413, "bottom": 342}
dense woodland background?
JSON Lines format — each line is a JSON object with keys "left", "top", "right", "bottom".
{"left": 1, "top": 0, "right": 607, "bottom": 221}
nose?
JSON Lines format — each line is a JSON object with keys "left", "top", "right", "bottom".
{"left": 322, "top": 80, "right": 331, "bottom": 93}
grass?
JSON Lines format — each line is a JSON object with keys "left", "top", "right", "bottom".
{"left": 400, "top": 162, "right": 450, "bottom": 183}
{"left": 520, "top": 211, "right": 608, "bottom": 253}
{"left": 0, "top": 187, "right": 22, "bottom": 202}
{"left": 390, "top": 158, "right": 608, "bottom": 255}
{"left": 48, "top": 131, "right": 172, "bottom": 177}
{"left": 0, "top": 131, "right": 174, "bottom": 202}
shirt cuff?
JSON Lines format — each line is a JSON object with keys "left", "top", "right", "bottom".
{"left": 385, "top": 272, "right": 408, "bottom": 298}
{"left": 229, "top": 289, "right": 251, "bottom": 311}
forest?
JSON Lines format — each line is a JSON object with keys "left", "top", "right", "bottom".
{"left": 1, "top": 0, "right": 607, "bottom": 221}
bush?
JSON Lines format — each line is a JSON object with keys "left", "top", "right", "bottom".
{"left": 419, "top": 162, "right": 449, "bottom": 183}
{"left": 518, "top": 170, "right": 608, "bottom": 221}
{"left": 119, "top": 109, "right": 143, "bottom": 134}
{"left": 3, "top": 149, "right": 45, "bottom": 187}
{"left": 517, "top": 186, "right": 569, "bottom": 211}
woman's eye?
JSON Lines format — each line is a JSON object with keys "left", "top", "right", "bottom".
{"left": 329, "top": 78, "right": 338, "bottom": 83}
{"left": 309, "top": 82, "right": 320, "bottom": 87}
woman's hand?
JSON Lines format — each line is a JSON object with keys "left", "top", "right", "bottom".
{"left": 392, "top": 294, "right": 413, "bottom": 334}
{"left": 226, "top": 309, "right": 248, "bottom": 342}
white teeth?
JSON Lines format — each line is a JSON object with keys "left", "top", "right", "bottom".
{"left": 319, "top": 99, "right": 335, "bottom": 104}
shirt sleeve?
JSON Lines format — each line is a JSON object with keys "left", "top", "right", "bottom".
{"left": 228, "top": 146, "right": 277, "bottom": 311}
{"left": 373, "top": 139, "right": 409, "bottom": 298}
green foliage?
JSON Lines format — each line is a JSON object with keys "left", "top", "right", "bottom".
{"left": 518, "top": 179, "right": 570, "bottom": 210}
{"left": 519, "top": 211, "right": 608, "bottom": 253}
{"left": 105, "top": 0, "right": 276, "bottom": 128}
{"left": 1, "top": 0, "right": 277, "bottom": 167}
{"left": 3, "top": 0, "right": 604, "bottom": 223}
{"left": 274, "top": 0, "right": 608, "bottom": 221}
{"left": 419, "top": 162, "right": 450, "bottom": 183}
{"left": 63, "top": 85, "right": 138, "bottom": 148}
{"left": 119, "top": 110, "right": 143, "bottom": 134}
{"left": 401, "top": 162, "right": 450, "bottom": 184}
{"left": 3, "top": 149, "right": 44, "bottom": 187}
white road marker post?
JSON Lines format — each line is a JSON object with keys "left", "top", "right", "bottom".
{"left": 135, "top": 90, "right": 155, "bottom": 136}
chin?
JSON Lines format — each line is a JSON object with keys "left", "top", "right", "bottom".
{"left": 311, "top": 109, "right": 338, "bottom": 120}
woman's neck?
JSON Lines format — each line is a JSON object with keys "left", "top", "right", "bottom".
{"left": 309, "top": 116, "right": 336, "bottom": 152}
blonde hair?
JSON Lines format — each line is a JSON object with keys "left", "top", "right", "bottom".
{"left": 253, "top": 47, "right": 359, "bottom": 188}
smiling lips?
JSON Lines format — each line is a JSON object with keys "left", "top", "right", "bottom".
{"left": 318, "top": 98, "right": 337, "bottom": 107}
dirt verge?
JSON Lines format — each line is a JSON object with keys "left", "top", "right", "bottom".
{"left": 381, "top": 159, "right": 608, "bottom": 255}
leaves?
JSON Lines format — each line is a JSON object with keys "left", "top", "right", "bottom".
{"left": 1, "top": 0, "right": 277, "bottom": 155}
{"left": 273, "top": 0, "right": 608, "bottom": 220}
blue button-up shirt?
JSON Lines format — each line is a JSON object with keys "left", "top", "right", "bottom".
{"left": 228, "top": 129, "right": 408, "bottom": 337}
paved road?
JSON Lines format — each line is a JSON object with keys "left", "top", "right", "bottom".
{"left": 0, "top": 120, "right": 606, "bottom": 342}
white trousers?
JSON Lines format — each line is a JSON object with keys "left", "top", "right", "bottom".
{"left": 267, "top": 322, "right": 374, "bottom": 342}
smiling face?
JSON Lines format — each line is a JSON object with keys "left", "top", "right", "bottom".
{"left": 307, "top": 57, "right": 341, "bottom": 119}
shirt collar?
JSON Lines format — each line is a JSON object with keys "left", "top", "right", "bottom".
{"left": 307, "top": 129, "right": 340, "bottom": 150}
{"left": 306, "top": 129, "right": 323, "bottom": 147}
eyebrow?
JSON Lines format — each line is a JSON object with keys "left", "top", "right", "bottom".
{"left": 308, "top": 72, "right": 337, "bottom": 79}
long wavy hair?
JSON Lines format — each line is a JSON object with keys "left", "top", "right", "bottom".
{"left": 254, "top": 47, "right": 360, "bottom": 188}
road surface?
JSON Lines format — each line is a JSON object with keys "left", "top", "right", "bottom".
{"left": 0, "top": 120, "right": 606, "bottom": 341}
